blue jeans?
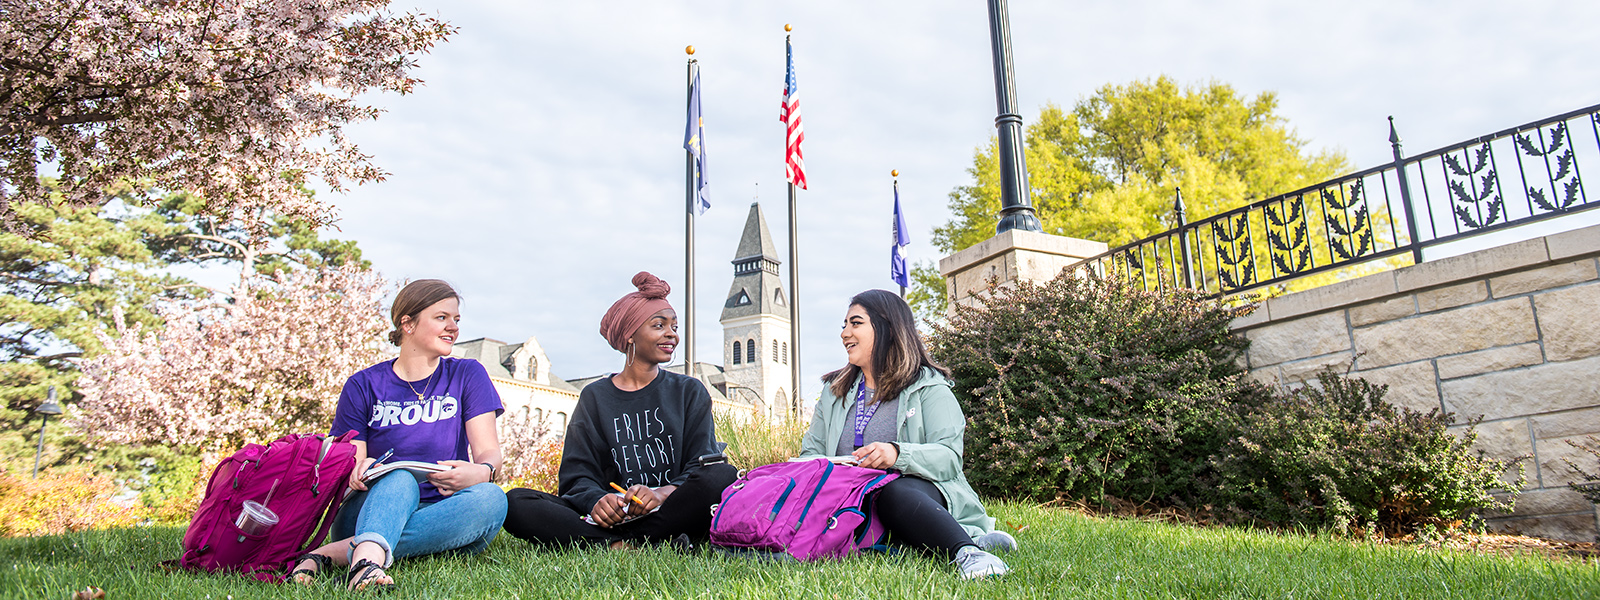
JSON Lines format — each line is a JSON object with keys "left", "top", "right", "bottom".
{"left": 331, "top": 471, "right": 507, "bottom": 566}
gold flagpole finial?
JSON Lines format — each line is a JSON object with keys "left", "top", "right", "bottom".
{"left": 891, "top": 170, "right": 899, "bottom": 178}
{"left": 784, "top": 24, "right": 793, "bottom": 32}
{"left": 686, "top": 45, "right": 695, "bottom": 55}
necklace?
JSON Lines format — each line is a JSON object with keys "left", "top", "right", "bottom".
{"left": 404, "top": 363, "right": 437, "bottom": 401}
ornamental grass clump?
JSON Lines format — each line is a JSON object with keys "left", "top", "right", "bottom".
{"left": 716, "top": 411, "right": 808, "bottom": 470}
{"left": 1213, "top": 367, "right": 1522, "bottom": 535}
{"left": 930, "top": 271, "right": 1268, "bottom": 506}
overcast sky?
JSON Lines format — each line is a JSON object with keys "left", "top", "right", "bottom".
{"left": 315, "top": 1, "right": 1600, "bottom": 400}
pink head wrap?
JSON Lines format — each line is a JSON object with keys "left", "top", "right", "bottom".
{"left": 599, "top": 272, "right": 673, "bottom": 352}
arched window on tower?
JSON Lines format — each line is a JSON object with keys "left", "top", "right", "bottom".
{"left": 732, "top": 341, "right": 742, "bottom": 365}
{"left": 782, "top": 342, "right": 788, "bottom": 364}
{"left": 557, "top": 412, "right": 568, "bottom": 432}
{"left": 772, "top": 340, "right": 779, "bottom": 362}
{"left": 746, "top": 339, "right": 756, "bottom": 363}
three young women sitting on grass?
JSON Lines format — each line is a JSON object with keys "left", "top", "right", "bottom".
{"left": 288, "top": 276, "right": 1010, "bottom": 588}
{"left": 796, "top": 289, "right": 1016, "bottom": 579}
{"left": 502, "top": 272, "right": 739, "bottom": 549}
{"left": 291, "top": 280, "right": 509, "bottom": 592}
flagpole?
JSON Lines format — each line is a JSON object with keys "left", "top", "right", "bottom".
{"left": 787, "top": 179, "right": 801, "bottom": 419}
{"left": 684, "top": 47, "right": 697, "bottom": 380}
{"left": 783, "top": 25, "right": 803, "bottom": 420}
{"left": 894, "top": 172, "right": 905, "bottom": 298}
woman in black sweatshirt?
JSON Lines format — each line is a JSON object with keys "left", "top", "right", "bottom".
{"left": 503, "top": 272, "right": 737, "bottom": 548}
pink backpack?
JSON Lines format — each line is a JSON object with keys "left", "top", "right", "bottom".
{"left": 178, "top": 432, "right": 358, "bottom": 579}
{"left": 709, "top": 458, "right": 899, "bottom": 561}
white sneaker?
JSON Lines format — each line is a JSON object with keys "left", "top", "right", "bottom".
{"left": 975, "top": 530, "right": 1018, "bottom": 553}
{"left": 953, "top": 545, "right": 1010, "bottom": 580}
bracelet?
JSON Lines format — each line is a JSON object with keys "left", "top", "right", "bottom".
{"left": 481, "top": 462, "right": 498, "bottom": 481}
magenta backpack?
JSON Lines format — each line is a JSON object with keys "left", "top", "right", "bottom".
{"left": 709, "top": 458, "right": 899, "bottom": 561}
{"left": 178, "top": 432, "right": 358, "bottom": 579}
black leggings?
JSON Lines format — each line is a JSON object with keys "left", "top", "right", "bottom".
{"left": 872, "top": 476, "right": 976, "bottom": 559}
{"left": 503, "top": 463, "right": 738, "bottom": 547}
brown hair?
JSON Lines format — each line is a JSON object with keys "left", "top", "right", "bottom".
{"left": 388, "top": 279, "right": 459, "bottom": 346}
{"left": 822, "top": 289, "right": 949, "bottom": 405}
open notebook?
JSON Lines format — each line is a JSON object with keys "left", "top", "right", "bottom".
{"left": 359, "top": 460, "right": 451, "bottom": 483}
{"left": 786, "top": 455, "right": 859, "bottom": 466}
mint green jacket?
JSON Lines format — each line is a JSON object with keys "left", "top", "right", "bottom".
{"left": 798, "top": 367, "right": 996, "bottom": 538}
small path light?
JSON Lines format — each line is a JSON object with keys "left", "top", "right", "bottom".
{"left": 32, "top": 385, "right": 62, "bottom": 479}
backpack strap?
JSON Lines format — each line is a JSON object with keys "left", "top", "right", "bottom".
{"left": 310, "top": 431, "right": 359, "bottom": 497}
{"left": 302, "top": 476, "right": 349, "bottom": 557}
{"left": 302, "top": 432, "right": 359, "bottom": 554}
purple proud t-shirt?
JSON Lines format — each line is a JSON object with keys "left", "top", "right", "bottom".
{"left": 331, "top": 357, "right": 503, "bottom": 502}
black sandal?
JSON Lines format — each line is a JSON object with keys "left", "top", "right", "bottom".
{"left": 346, "top": 558, "right": 394, "bottom": 592}
{"left": 288, "top": 553, "right": 332, "bottom": 585}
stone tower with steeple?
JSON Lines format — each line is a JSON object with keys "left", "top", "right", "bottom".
{"left": 720, "top": 202, "right": 793, "bottom": 419}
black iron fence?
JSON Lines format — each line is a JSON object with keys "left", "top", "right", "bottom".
{"left": 1074, "top": 103, "right": 1600, "bottom": 295}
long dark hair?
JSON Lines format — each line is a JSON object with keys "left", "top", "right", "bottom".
{"left": 822, "top": 289, "right": 949, "bottom": 405}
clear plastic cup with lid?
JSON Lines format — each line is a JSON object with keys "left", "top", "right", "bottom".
{"left": 235, "top": 500, "right": 279, "bottom": 536}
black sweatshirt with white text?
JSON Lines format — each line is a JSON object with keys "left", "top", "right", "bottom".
{"left": 556, "top": 369, "right": 718, "bottom": 514}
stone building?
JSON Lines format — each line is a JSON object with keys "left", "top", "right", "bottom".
{"left": 451, "top": 336, "right": 580, "bottom": 434}
{"left": 718, "top": 202, "right": 795, "bottom": 419}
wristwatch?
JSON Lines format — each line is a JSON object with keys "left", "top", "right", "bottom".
{"left": 481, "top": 462, "right": 498, "bottom": 481}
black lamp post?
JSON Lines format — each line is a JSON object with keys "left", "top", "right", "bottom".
{"left": 32, "top": 385, "right": 61, "bottom": 479}
{"left": 986, "top": 0, "right": 1042, "bottom": 234}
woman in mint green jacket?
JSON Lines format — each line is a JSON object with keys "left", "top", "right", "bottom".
{"left": 798, "top": 289, "right": 1015, "bottom": 579}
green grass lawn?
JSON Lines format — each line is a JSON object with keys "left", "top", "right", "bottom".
{"left": 2, "top": 501, "right": 1595, "bottom": 599}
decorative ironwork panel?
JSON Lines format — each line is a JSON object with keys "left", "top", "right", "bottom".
{"left": 1075, "top": 102, "right": 1600, "bottom": 296}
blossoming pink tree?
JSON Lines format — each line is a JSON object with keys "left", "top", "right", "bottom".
{"left": 0, "top": 1, "right": 453, "bottom": 230}
{"left": 73, "top": 264, "right": 391, "bottom": 454}
{"left": 498, "top": 409, "right": 559, "bottom": 492}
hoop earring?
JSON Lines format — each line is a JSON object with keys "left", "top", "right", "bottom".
{"left": 625, "top": 342, "right": 634, "bottom": 368}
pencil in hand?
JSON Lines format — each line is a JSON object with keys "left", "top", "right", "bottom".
{"left": 609, "top": 481, "right": 647, "bottom": 506}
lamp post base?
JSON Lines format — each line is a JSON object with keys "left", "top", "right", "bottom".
{"left": 996, "top": 209, "right": 1042, "bottom": 235}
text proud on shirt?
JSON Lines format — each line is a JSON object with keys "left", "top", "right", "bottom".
{"left": 369, "top": 394, "right": 460, "bottom": 428}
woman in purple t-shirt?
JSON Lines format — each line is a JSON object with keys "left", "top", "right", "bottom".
{"left": 289, "top": 280, "right": 507, "bottom": 592}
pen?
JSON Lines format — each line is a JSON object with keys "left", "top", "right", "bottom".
{"left": 609, "top": 481, "right": 646, "bottom": 506}
{"left": 367, "top": 448, "right": 395, "bottom": 472}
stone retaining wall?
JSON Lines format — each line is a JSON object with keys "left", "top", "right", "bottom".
{"left": 1233, "top": 223, "right": 1600, "bottom": 542}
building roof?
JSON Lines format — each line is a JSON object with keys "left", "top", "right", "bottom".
{"left": 734, "top": 202, "right": 781, "bottom": 263}
{"left": 451, "top": 337, "right": 579, "bottom": 394}
{"left": 721, "top": 202, "right": 790, "bottom": 322}
{"left": 451, "top": 338, "right": 511, "bottom": 378}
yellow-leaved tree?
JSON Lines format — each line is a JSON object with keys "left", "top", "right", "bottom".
{"left": 913, "top": 77, "right": 1351, "bottom": 319}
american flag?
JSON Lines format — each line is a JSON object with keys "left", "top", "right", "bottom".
{"left": 780, "top": 37, "right": 806, "bottom": 189}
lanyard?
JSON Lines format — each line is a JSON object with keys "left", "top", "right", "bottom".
{"left": 852, "top": 379, "right": 879, "bottom": 448}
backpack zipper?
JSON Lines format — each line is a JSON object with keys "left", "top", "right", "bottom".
{"left": 712, "top": 488, "right": 740, "bottom": 530}
{"left": 768, "top": 478, "right": 797, "bottom": 520}
{"left": 793, "top": 461, "right": 834, "bottom": 531}
{"left": 311, "top": 434, "right": 336, "bottom": 496}
{"left": 852, "top": 473, "right": 893, "bottom": 544}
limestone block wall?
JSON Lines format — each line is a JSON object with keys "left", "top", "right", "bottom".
{"left": 1233, "top": 223, "right": 1600, "bottom": 542}
{"left": 939, "top": 229, "right": 1107, "bottom": 310}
